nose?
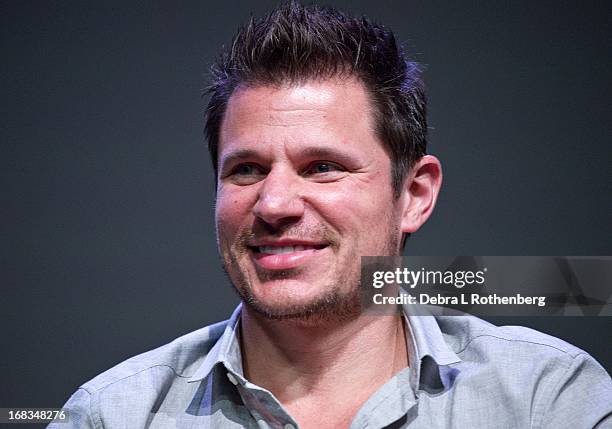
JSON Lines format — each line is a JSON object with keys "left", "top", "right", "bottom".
{"left": 252, "top": 167, "right": 305, "bottom": 227}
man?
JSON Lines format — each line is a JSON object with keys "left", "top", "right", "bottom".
{"left": 51, "top": 2, "right": 611, "bottom": 428}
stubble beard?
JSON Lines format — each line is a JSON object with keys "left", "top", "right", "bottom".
{"left": 219, "top": 221, "right": 400, "bottom": 325}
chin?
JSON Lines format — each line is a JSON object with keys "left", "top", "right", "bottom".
{"left": 240, "top": 284, "right": 363, "bottom": 323}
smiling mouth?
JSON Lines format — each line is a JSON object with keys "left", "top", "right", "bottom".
{"left": 252, "top": 244, "right": 327, "bottom": 255}
{"left": 247, "top": 243, "right": 329, "bottom": 270}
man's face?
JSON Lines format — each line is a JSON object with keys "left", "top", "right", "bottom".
{"left": 215, "top": 77, "right": 405, "bottom": 320}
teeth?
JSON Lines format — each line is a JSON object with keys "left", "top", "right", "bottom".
{"left": 258, "top": 245, "right": 310, "bottom": 254}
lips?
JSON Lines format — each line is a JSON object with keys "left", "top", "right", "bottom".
{"left": 248, "top": 242, "right": 328, "bottom": 270}
{"left": 257, "top": 244, "right": 324, "bottom": 254}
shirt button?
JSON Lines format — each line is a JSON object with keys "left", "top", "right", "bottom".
{"left": 284, "top": 424, "right": 295, "bottom": 429}
{"left": 226, "top": 372, "right": 238, "bottom": 385}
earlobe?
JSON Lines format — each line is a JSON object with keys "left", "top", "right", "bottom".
{"left": 400, "top": 155, "right": 443, "bottom": 234}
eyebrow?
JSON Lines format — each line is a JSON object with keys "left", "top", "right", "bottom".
{"left": 219, "top": 149, "right": 261, "bottom": 171}
{"left": 298, "top": 147, "right": 358, "bottom": 165}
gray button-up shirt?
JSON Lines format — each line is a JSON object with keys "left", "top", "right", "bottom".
{"left": 50, "top": 304, "right": 612, "bottom": 428}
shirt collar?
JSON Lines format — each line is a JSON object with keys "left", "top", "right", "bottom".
{"left": 188, "top": 302, "right": 461, "bottom": 393}
{"left": 188, "top": 304, "right": 244, "bottom": 383}
{"left": 403, "top": 305, "right": 461, "bottom": 395}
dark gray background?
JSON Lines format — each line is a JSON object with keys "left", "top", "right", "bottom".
{"left": 2, "top": 0, "right": 610, "bottom": 413}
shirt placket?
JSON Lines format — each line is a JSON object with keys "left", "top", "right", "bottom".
{"left": 225, "top": 368, "right": 299, "bottom": 429}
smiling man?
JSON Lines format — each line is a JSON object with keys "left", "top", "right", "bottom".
{"left": 215, "top": 79, "right": 424, "bottom": 324}
{"left": 213, "top": 77, "right": 424, "bottom": 427}
{"left": 50, "top": 2, "right": 611, "bottom": 429}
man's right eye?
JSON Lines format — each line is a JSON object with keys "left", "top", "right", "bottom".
{"left": 232, "top": 164, "right": 263, "bottom": 176}
{"left": 227, "top": 163, "right": 266, "bottom": 184}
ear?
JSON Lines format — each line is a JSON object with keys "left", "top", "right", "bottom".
{"left": 399, "top": 155, "right": 443, "bottom": 233}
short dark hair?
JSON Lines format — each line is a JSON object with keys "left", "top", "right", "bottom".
{"left": 204, "top": 1, "right": 427, "bottom": 196}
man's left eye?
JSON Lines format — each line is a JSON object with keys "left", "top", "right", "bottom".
{"left": 304, "top": 162, "right": 344, "bottom": 175}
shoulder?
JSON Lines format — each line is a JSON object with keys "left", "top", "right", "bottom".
{"left": 79, "top": 319, "right": 228, "bottom": 395}
{"left": 435, "top": 314, "right": 590, "bottom": 360}
{"left": 51, "top": 319, "right": 232, "bottom": 428}
{"left": 435, "top": 315, "right": 612, "bottom": 428}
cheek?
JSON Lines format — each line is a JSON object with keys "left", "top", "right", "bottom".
{"left": 216, "top": 187, "right": 254, "bottom": 218}
{"left": 311, "top": 185, "right": 393, "bottom": 234}
{"left": 215, "top": 192, "right": 252, "bottom": 239}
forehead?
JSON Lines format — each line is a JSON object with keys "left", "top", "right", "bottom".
{"left": 218, "top": 77, "right": 379, "bottom": 155}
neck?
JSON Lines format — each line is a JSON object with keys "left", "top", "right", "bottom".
{"left": 240, "top": 306, "right": 408, "bottom": 409}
